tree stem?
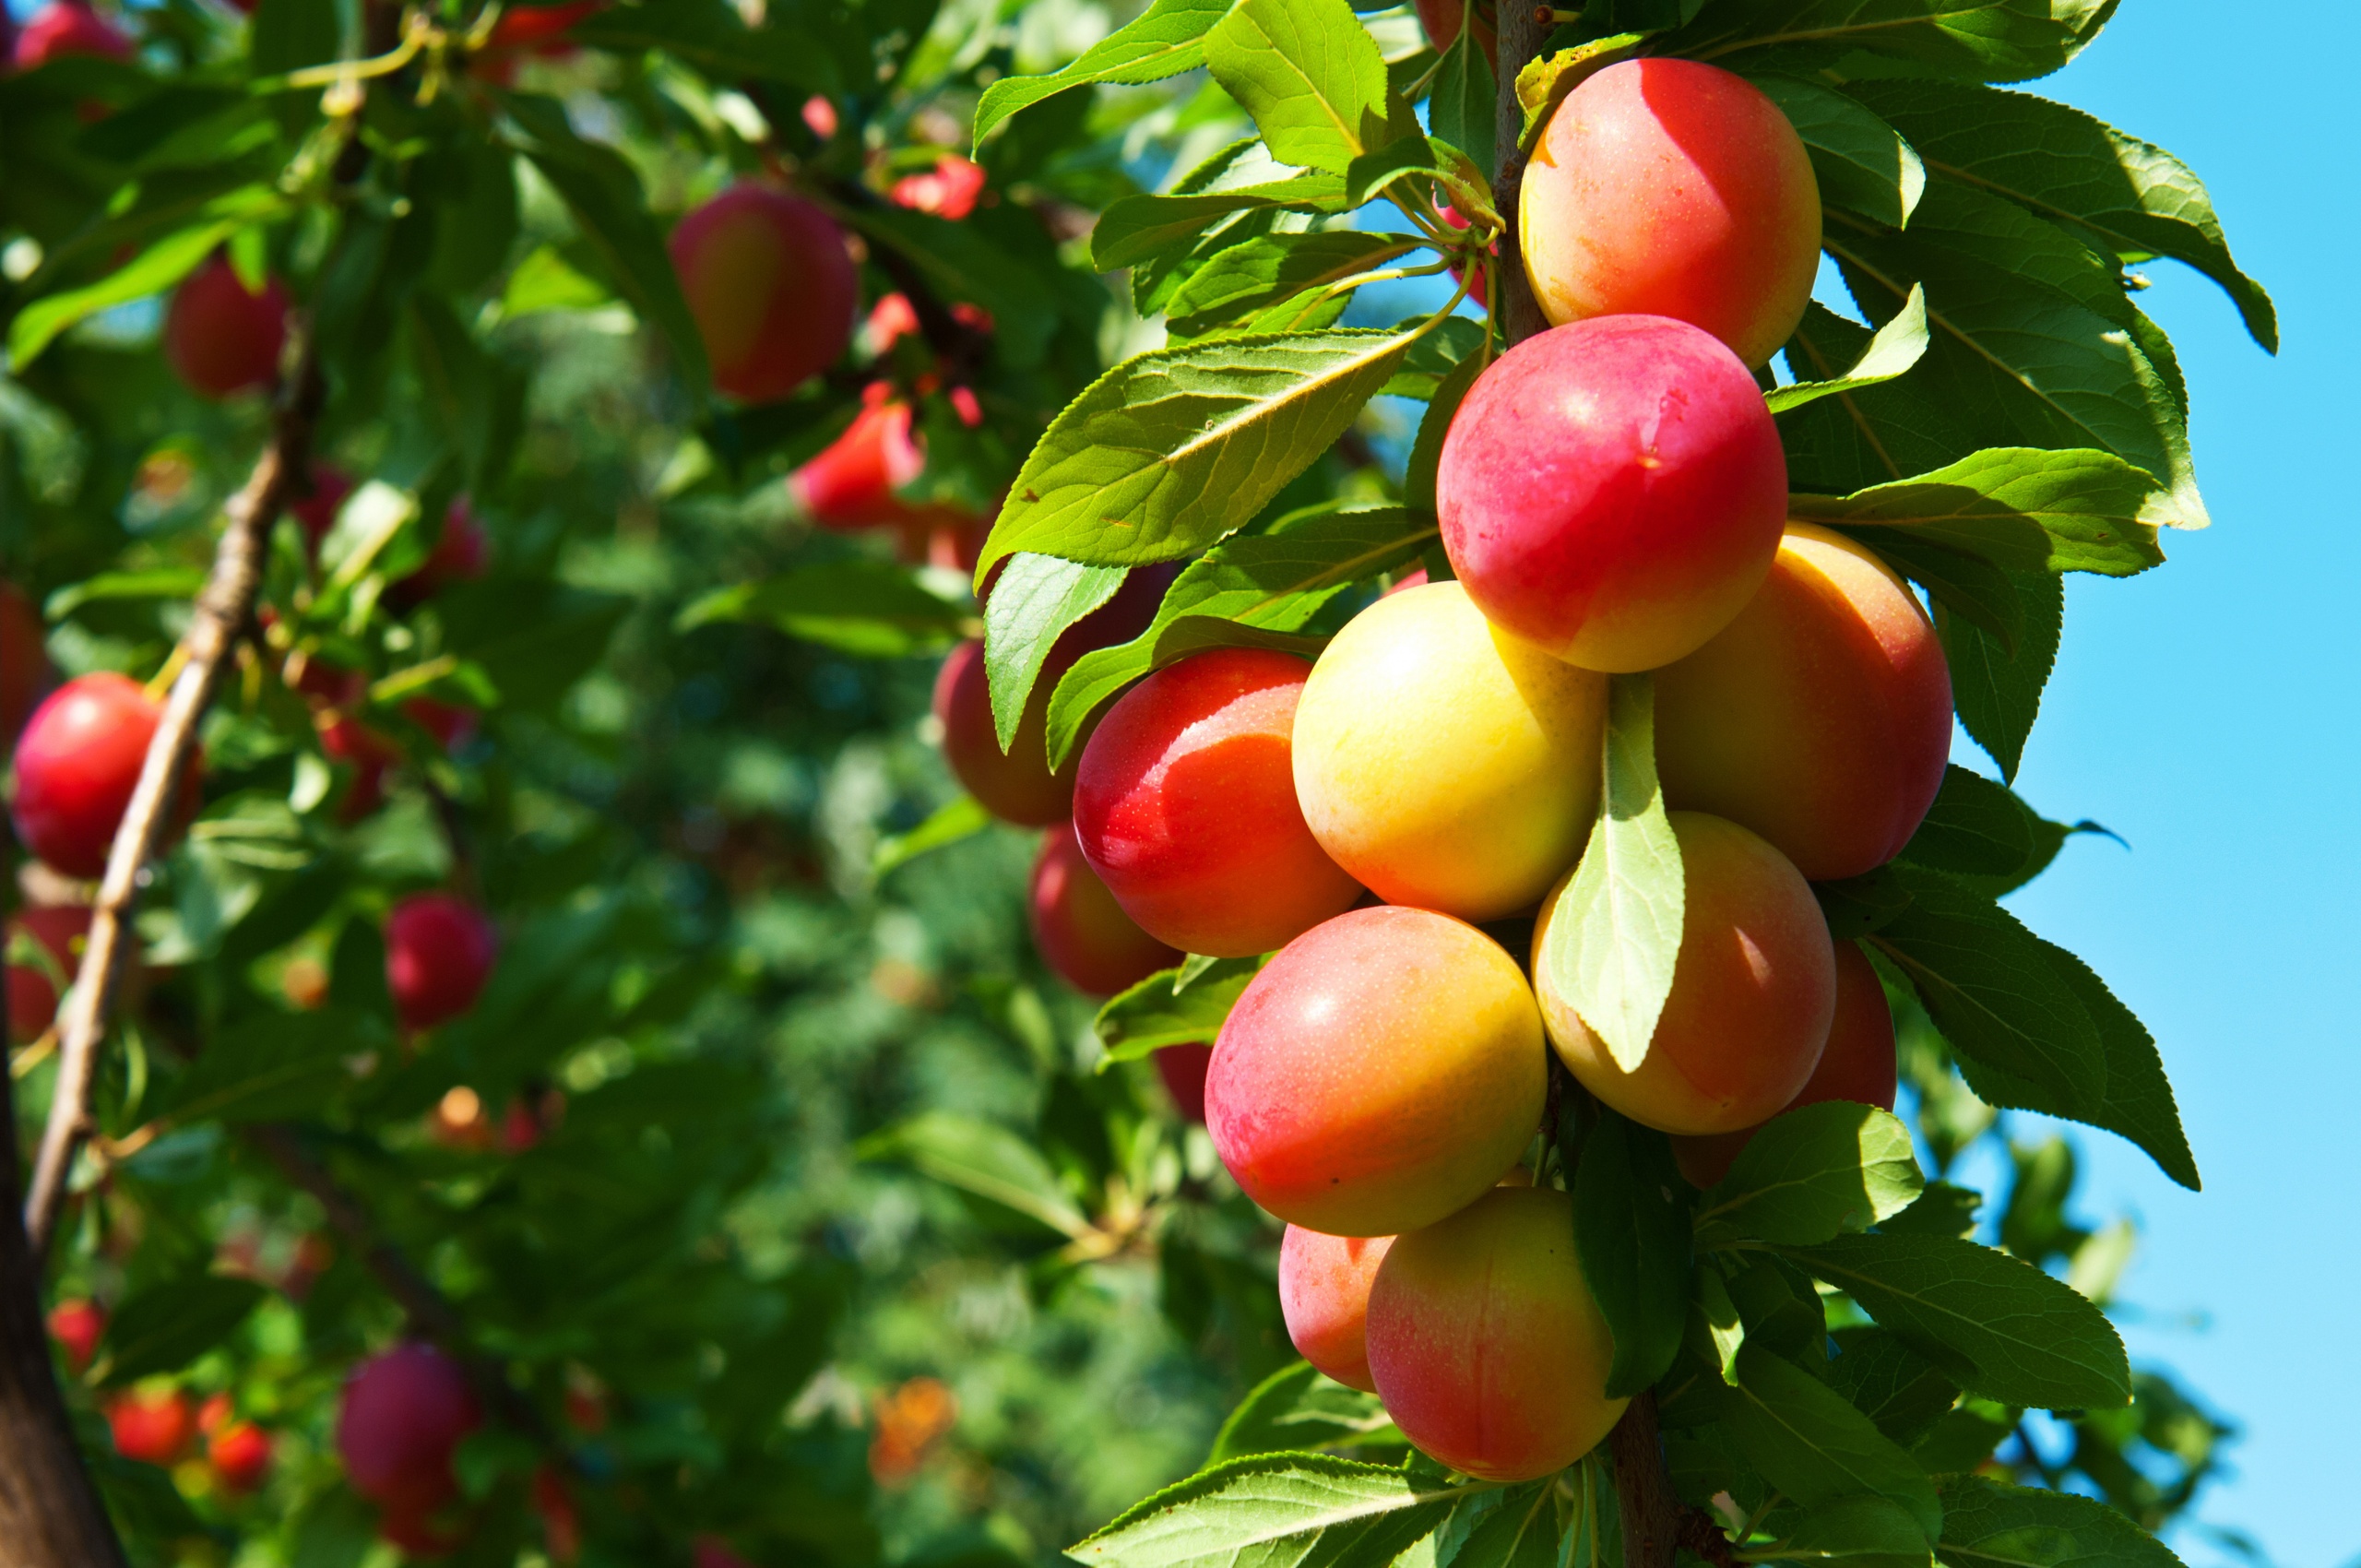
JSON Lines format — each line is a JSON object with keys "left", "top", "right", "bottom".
{"left": 1489, "top": 4, "right": 1548, "bottom": 347}
{"left": 1609, "top": 1388, "right": 1678, "bottom": 1568}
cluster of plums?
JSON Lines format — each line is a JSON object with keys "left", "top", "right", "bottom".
{"left": 943, "top": 56, "right": 1942, "bottom": 1481}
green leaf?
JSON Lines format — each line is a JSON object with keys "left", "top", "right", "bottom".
{"left": 1452, "top": 1483, "right": 1561, "bottom": 1568}
{"left": 677, "top": 560, "right": 971, "bottom": 657}
{"left": 1721, "top": 1341, "right": 1942, "bottom": 1547}
{"left": 1768, "top": 284, "right": 1929, "bottom": 413}
{"left": 1167, "top": 232, "right": 1417, "bottom": 339}
{"left": 1879, "top": 1182, "right": 1983, "bottom": 1241}
{"left": 1204, "top": 0, "right": 1401, "bottom": 175}
{"left": 974, "top": 0, "right": 1234, "bottom": 144}
{"left": 1428, "top": 31, "right": 1497, "bottom": 182}
{"left": 976, "top": 327, "right": 1420, "bottom": 579}
{"left": 10, "top": 216, "right": 241, "bottom": 369}
{"left": 96, "top": 1276, "right": 267, "bottom": 1387}
{"left": 1844, "top": 78, "right": 2274, "bottom": 352}
{"left": 1093, "top": 173, "right": 1350, "bottom": 273}
{"left": 843, "top": 203, "right": 1060, "bottom": 368}
{"left": 1573, "top": 1111, "right": 1691, "bottom": 1397}
{"left": 1776, "top": 303, "right": 1980, "bottom": 497}
{"left": 1897, "top": 766, "right": 2035, "bottom": 879}
{"left": 1871, "top": 863, "right": 2103, "bottom": 1116}
{"left": 1750, "top": 76, "right": 1925, "bottom": 229}
{"left": 1096, "top": 958, "right": 1263, "bottom": 1062}
{"left": 1069, "top": 1453, "right": 1477, "bottom": 1568}
{"left": 502, "top": 244, "right": 611, "bottom": 316}
{"left": 1783, "top": 1231, "right": 2131, "bottom": 1411}
{"left": 1825, "top": 1329, "right": 1962, "bottom": 1448}
{"left": 1913, "top": 1407, "right": 2013, "bottom": 1476}
{"left": 1205, "top": 1361, "right": 1402, "bottom": 1465}
{"left": 1793, "top": 446, "right": 2165, "bottom": 577}
{"left": 873, "top": 795, "right": 995, "bottom": 879}
{"left": 1513, "top": 32, "right": 1649, "bottom": 151}
{"left": 1934, "top": 1474, "right": 2185, "bottom": 1568}
{"left": 983, "top": 553, "right": 1130, "bottom": 752}
{"left": 1695, "top": 1102, "right": 1924, "bottom": 1248}
{"left": 1669, "top": 0, "right": 2113, "bottom": 85}
{"left": 1940, "top": 568, "right": 2058, "bottom": 782}
{"left": 1815, "top": 871, "right": 1912, "bottom": 942}
{"left": 1539, "top": 672, "right": 1682, "bottom": 1072}
{"left": 568, "top": 0, "right": 840, "bottom": 92}
{"left": 149, "top": 1009, "right": 365, "bottom": 1127}
{"left": 1404, "top": 349, "right": 1487, "bottom": 513}
{"left": 858, "top": 1112, "right": 1091, "bottom": 1239}
{"left": 1764, "top": 1497, "right": 1940, "bottom": 1568}
{"left": 43, "top": 568, "right": 208, "bottom": 619}
{"left": 1047, "top": 508, "right": 1433, "bottom": 766}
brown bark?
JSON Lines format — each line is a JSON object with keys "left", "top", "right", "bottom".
{"left": 1489, "top": 1, "right": 1548, "bottom": 348}
{"left": 1609, "top": 1390, "right": 1679, "bottom": 1568}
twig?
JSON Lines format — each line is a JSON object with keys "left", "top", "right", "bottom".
{"left": 1609, "top": 1389, "right": 1679, "bottom": 1568}
{"left": 19, "top": 345, "right": 327, "bottom": 1260}
{"left": 1489, "top": 4, "right": 1548, "bottom": 348}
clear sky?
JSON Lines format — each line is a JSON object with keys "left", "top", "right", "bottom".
{"left": 1976, "top": 5, "right": 2355, "bottom": 1562}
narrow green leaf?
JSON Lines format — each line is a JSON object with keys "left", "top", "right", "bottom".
{"left": 1751, "top": 76, "right": 1926, "bottom": 229}
{"left": 1934, "top": 1474, "right": 2186, "bottom": 1568}
{"left": 43, "top": 568, "right": 208, "bottom": 619}
{"left": 1794, "top": 446, "right": 2165, "bottom": 577}
{"left": 983, "top": 554, "right": 1130, "bottom": 753}
{"left": 1767, "top": 284, "right": 1929, "bottom": 413}
{"left": 975, "top": 0, "right": 1234, "bottom": 144}
{"left": 1070, "top": 1453, "right": 1480, "bottom": 1568}
{"left": 676, "top": 560, "right": 971, "bottom": 657}
{"left": 1872, "top": 863, "right": 2104, "bottom": 1116}
{"left": 1540, "top": 673, "right": 1682, "bottom": 1073}
{"left": 976, "top": 327, "right": 1420, "bottom": 580}
{"left": 1093, "top": 173, "right": 1350, "bottom": 273}
{"left": 1721, "top": 1341, "right": 1942, "bottom": 1546}
{"left": 1845, "top": 78, "right": 2274, "bottom": 352}
{"left": 1167, "top": 232, "right": 1416, "bottom": 339}
{"left": 857, "top": 1112, "right": 1091, "bottom": 1239}
{"left": 1695, "top": 1102, "right": 1924, "bottom": 1248}
{"left": 97, "top": 1277, "right": 267, "bottom": 1387}
{"left": 1669, "top": 0, "right": 2112, "bottom": 85}
{"left": 1405, "top": 350, "right": 1486, "bottom": 513}
{"left": 1047, "top": 508, "right": 1433, "bottom": 767}
{"left": 1204, "top": 0, "right": 1400, "bottom": 175}
{"left": 1428, "top": 31, "right": 1497, "bottom": 182}
{"left": 872, "top": 795, "right": 994, "bottom": 880}
{"left": 1783, "top": 1231, "right": 2131, "bottom": 1411}
{"left": 1573, "top": 1111, "right": 1691, "bottom": 1397}
{"left": 10, "top": 218, "right": 241, "bottom": 369}
{"left": 1096, "top": 957, "right": 1264, "bottom": 1062}
{"left": 1205, "top": 1361, "right": 1402, "bottom": 1465}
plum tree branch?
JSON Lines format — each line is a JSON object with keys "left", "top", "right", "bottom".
{"left": 19, "top": 343, "right": 326, "bottom": 1262}
{"left": 1490, "top": 4, "right": 1548, "bottom": 348}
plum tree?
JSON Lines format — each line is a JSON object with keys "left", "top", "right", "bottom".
{"left": 336, "top": 1343, "right": 482, "bottom": 1520}
{"left": 7, "top": 905, "right": 89, "bottom": 1042}
{"left": 1294, "top": 580, "right": 1605, "bottom": 920}
{"left": 669, "top": 184, "right": 858, "bottom": 404}
{"left": 1655, "top": 523, "right": 1954, "bottom": 880}
{"left": 10, "top": 672, "right": 201, "bottom": 879}
{"left": 1671, "top": 940, "right": 1898, "bottom": 1187}
{"left": 1364, "top": 1188, "right": 1624, "bottom": 1480}
{"left": 1205, "top": 906, "right": 1544, "bottom": 1236}
{"left": 1536, "top": 812, "right": 1834, "bottom": 1134}
{"left": 1028, "top": 820, "right": 1181, "bottom": 996}
{"left": 163, "top": 255, "right": 289, "bottom": 400}
{"left": 1520, "top": 60, "right": 1821, "bottom": 369}
{"left": 383, "top": 894, "right": 499, "bottom": 1032}
{"left": 1436, "top": 315, "right": 1788, "bottom": 672}
{"left": 1277, "top": 1226, "right": 1393, "bottom": 1393}
{"left": 1074, "top": 647, "right": 1362, "bottom": 956}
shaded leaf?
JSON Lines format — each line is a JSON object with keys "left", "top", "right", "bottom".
{"left": 1168, "top": 232, "right": 1416, "bottom": 339}
{"left": 1094, "top": 173, "right": 1351, "bottom": 274}
{"left": 1751, "top": 76, "right": 1926, "bottom": 228}
{"left": 858, "top": 1113, "right": 1091, "bottom": 1239}
{"left": 569, "top": 0, "right": 840, "bottom": 91}
{"left": 1097, "top": 957, "right": 1264, "bottom": 1062}
{"left": 975, "top": 0, "right": 1235, "bottom": 143}
{"left": 1794, "top": 445, "right": 2165, "bottom": 576}
{"left": 1768, "top": 284, "right": 1929, "bottom": 413}
{"left": 1428, "top": 30, "right": 1497, "bottom": 182}
{"left": 1721, "top": 1341, "right": 1942, "bottom": 1546}
{"left": 1205, "top": 1361, "right": 1402, "bottom": 1465}
{"left": 1696, "top": 1102, "right": 1924, "bottom": 1247}
{"left": 873, "top": 795, "right": 994, "bottom": 879}
{"left": 1070, "top": 1453, "right": 1477, "bottom": 1568}
{"left": 1669, "top": 0, "right": 2113, "bottom": 85}
{"left": 1825, "top": 1328, "right": 1963, "bottom": 1448}
{"left": 97, "top": 1277, "right": 267, "bottom": 1387}
{"left": 677, "top": 560, "right": 970, "bottom": 657}
{"left": 1934, "top": 1474, "right": 2185, "bottom": 1568}
{"left": 1574, "top": 1111, "right": 1691, "bottom": 1397}
{"left": 1940, "top": 568, "right": 2059, "bottom": 782}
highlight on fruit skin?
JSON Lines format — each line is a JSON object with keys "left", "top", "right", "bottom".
{"left": 1293, "top": 579, "right": 1606, "bottom": 921}
{"left": 1536, "top": 811, "right": 1835, "bottom": 1136}
{"left": 1205, "top": 905, "right": 1545, "bottom": 1238}
{"left": 1436, "top": 315, "right": 1788, "bottom": 674}
{"left": 1074, "top": 647, "right": 1362, "bottom": 958}
{"left": 1278, "top": 1226, "right": 1393, "bottom": 1393}
{"left": 1655, "top": 523, "right": 1954, "bottom": 882}
{"left": 1520, "top": 57, "right": 1821, "bottom": 369}
{"left": 669, "top": 183, "right": 858, "bottom": 404}
{"left": 1365, "top": 1186, "right": 1625, "bottom": 1481}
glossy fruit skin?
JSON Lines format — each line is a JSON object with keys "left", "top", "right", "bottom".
{"left": 1206, "top": 906, "right": 1544, "bottom": 1236}
{"left": 1294, "top": 581, "right": 1606, "bottom": 921}
{"left": 1410, "top": 0, "right": 1494, "bottom": 62}
{"left": 337, "top": 1343, "right": 482, "bottom": 1515}
{"left": 1155, "top": 1043, "right": 1212, "bottom": 1123}
{"left": 208, "top": 1420, "right": 274, "bottom": 1495}
{"left": 1437, "top": 315, "right": 1787, "bottom": 672}
{"left": 670, "top": 184, "right": 857, "bottom": 404}
{"left": 384, "top": 895, "right": 499, "bottom": 1031}
{"left": 14, "top": 2, "right": 133, "bottom": 66}
{"left": 1028, "top": 820, "right": 1180, "bottom": 996}
{"left": 1655, "top": 524, "right": 1953, "bottom": 881}
{"left": 932, "top": 565, "right": 1171, "bottom": 826}
{"left": 1521, "top": 59, "right": 1821, "bottom": 369}
{"left": 164, "top": 255, "right": 289, "bottom": 399}
{"left": 1075, "top": 648, "right": 1363, "bottom": 957}
{"left": 109, "top": 1389, "right": 196, "bottom": 1466}
{"left": 1366, "top": 1188, "right": 1625, "bottom": 1480}
{"left": 1672, "top": 939, "right": 1898, "bottom": 1187}
{"left": 8, "top": 904, "right": 90, "bottom": 1041}
{"left": 0, "top": 580, "right": 47, "bottom": 741}
{"left": 47, "top": 1297, "right": 103, "bottom": 1371}
{"left": 12, "top": 672, "right": 202, "bottom": 879}
{"left": 1278, "top": 1227, "right": 1393, "bottom": 1393}
{"left": 1536, "top": 812, "right": 1834, "bottom": 1135}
